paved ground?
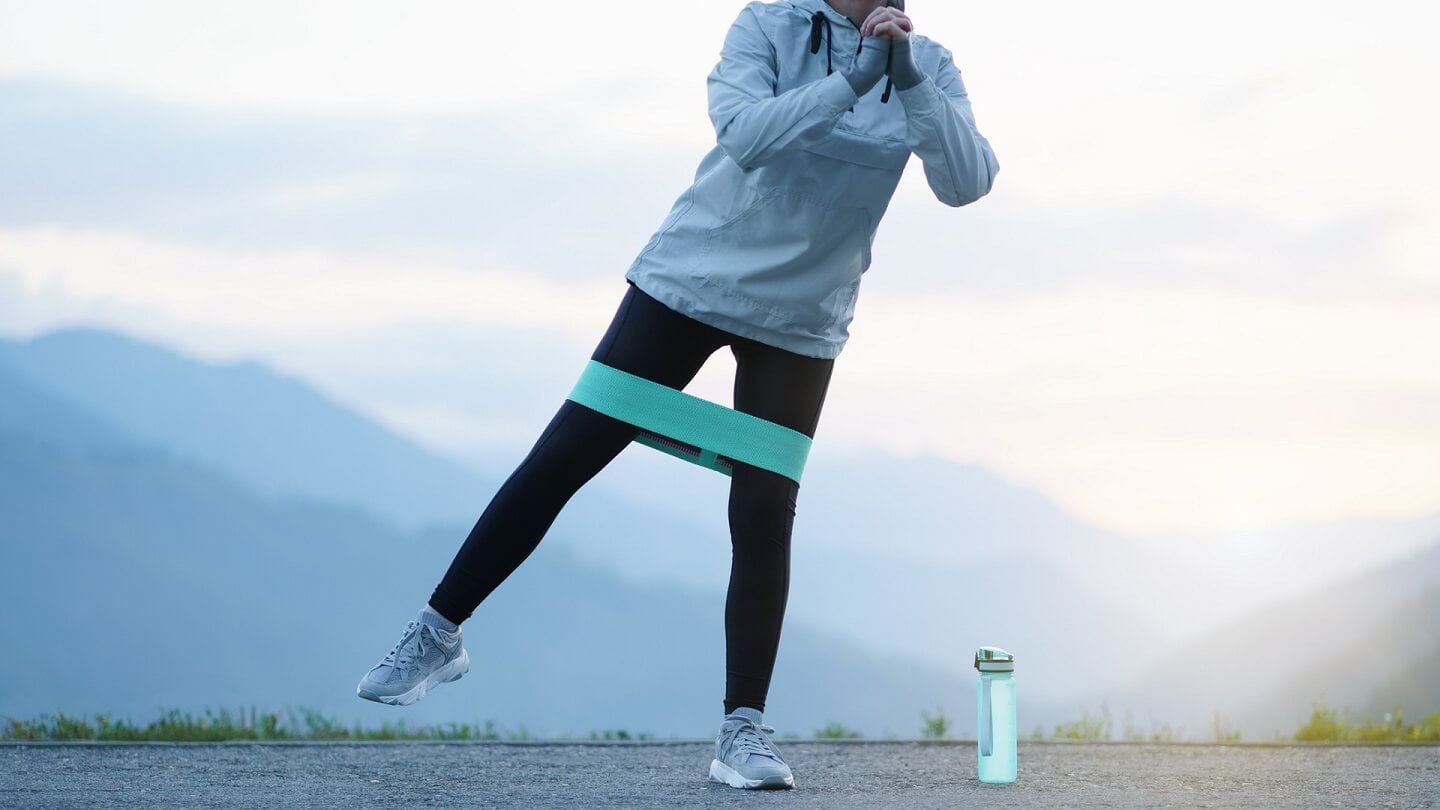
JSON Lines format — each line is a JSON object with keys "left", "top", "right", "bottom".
{"left": 1, "top": 740, "right": 1436, "bottom": 807}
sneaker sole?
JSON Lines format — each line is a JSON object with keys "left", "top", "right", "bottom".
{"left": 708, "top": 758, "right": 794, "bottom": 790}
{"left": 357, "top": 648, "right": 470, "bottom": 707}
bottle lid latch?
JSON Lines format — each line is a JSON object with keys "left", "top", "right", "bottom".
{"left": 974, "top": 646, "right": 1014, "bottom": 672}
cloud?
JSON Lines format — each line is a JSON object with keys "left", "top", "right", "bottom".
{"left": 0, "top": 1, "right": 745, "bottom": 113}
{"left": 0, "top": 227, "right": 620, "bottom": 339}
{"left": 0, "top": 79, "right": 703, "bottom": 280}
{"left": 4, "top": 225, "right": 1439, "bottom": 535}
{"left": 838, "top": 286, "right": 1440, "bottom": 533}
{"left": 5, "top": 78, "right": 1435, "bottom": 301}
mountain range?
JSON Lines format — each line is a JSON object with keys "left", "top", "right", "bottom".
{"left": 1, "top": 328, "right": 1435, "bottom": 737}
{"left": 0, "top": 355, "right": 962, "bottom": 736}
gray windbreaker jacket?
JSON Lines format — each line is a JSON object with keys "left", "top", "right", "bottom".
{"left": 625, "top": 0, "right": 998, "bottom": 359}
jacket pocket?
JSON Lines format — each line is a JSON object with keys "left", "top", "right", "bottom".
{"left": 804, "top": 127, "right": 910, "bottom": 172}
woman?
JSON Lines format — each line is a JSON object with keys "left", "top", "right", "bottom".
{"left": 357, "top": 0, "right": 996, "bottom": 790}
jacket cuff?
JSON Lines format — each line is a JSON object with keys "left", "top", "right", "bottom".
{"left": 895, "top": 75, "right": 943, "bottom": 118}
{"left": 816, "top": 70, "right": 860, "bottom": 114}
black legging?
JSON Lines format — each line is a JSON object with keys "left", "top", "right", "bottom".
{"left": 429, "top": 281, "right": 834, "bottom": 714}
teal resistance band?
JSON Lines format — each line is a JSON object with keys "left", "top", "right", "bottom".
{"left": 565, "top": 360, "right": 813, "bottom": 483}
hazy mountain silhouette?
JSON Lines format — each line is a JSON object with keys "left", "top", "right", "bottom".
{"left": 0, "top": 374, "right": 966, "bottom": 736}
{"left": 0, "top": 329, "right": 492, "bottom": 530}
{"left": 1120, "top": 542, "right": 1440, "bottom": 737}
{"left": 557, "top": 451, "right": 1440, "bottom": 705}
{"left": 1266, "top": 586, "right": 1440, "bottom": 728}
{"left": 0, "top": 355, "right": 130, "bottom": 451}
{"left": 0, "top": 329, "right": 748, "bottom": 585}
{"left": 5, "top": 327, "right": 1437, "bottom": 736}
{"left": 1, "top": 329, "right": 1165, "bottom": 703}
{"left": 1365, "top": 636, "right": 1440, "bottom": 720}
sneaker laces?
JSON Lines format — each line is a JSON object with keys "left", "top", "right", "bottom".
{"left": 381, "top": 621, "right": 436, "bottom": 673}
{"left": 725, "top": 719, "right": 782, "bottom": 762}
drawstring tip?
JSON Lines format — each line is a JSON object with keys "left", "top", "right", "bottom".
{"left": 881, "top": 78, "right": 893, "bottom": 103}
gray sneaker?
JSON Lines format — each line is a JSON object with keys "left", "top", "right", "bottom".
{"left": 356, "top": 620, "right": 469, "bottom": 706}
{"left": 709, "top": 708, "right": 795, "bottom": 790}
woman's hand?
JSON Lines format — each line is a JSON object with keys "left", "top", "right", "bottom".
{"left": 860, "top": 4, "right": 924, "bottom": 91}
{"left": 844, "top": 35, "right": 892, "bottom": 96}
{"left": 861, "top": 5, "right": 914, "bottom": 41}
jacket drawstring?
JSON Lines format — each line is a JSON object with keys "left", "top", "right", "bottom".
{"left": 810, "top": 11, "right": 894, "bottom": 107}
{"left": 809, "top": 11, "right": 834, "bottom": 76}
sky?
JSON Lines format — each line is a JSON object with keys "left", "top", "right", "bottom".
{"left": 2, "top": 1, "right": 1438, "bottom": 535}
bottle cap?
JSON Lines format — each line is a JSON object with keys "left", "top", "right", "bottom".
{"left": 974, "top": 646, "right": 1014, "bottom": 672}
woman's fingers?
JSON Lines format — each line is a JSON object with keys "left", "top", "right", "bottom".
{"left": 861, "top": 7, "right": 914, "bottom": 38}
{"left": 860, "top": 7, "right": 888, "bottom": 36}
{"left": 886, "top": 10, "right": 915, "bottom": 33}
{"left": 873, "top": 18, "right": 911, "bottom": 40}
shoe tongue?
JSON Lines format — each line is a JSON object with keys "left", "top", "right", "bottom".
{"left": 726, "top": 708, "right": 774, "bottom": 764}
{"left": 727, "top": 707, "right": 763, "bottom": 725}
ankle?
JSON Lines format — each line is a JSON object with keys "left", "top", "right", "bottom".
{"left": 419, "top": 604, "right": 459, "bottom": 633}
{"left": 724, "top": 705, "right": 764, "bottom": 723}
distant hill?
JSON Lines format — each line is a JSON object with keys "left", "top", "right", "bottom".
{"left": 5, "top": 326, "right": 1438, "bottom": 737}
{"left": 0, "top": 364, "right": 967, "bottom": 736}
{"left": 1120, "top": 543, "right": 1440, "bottom": 737}
{"left": 530, "top": 453, "right": 1166, "bottom": 700}
{"left": 1367, "top": 639, "right": 1440, "bottom": 720}
{"left": 1270, "top": 586, "right": 1440, "bottom": 726}
{"left": 0, "top": 329, "right": 493, "bottom": 530}
{"left": 0, "top": 328, "right": 1167, "bottom": 704}
{"left": 0, "top": 329, "right": 747, "bottom": 590}
{"left": 0, "top": 355, "right": 130, "bottom": 450}
{"left": 583, "top": 447, "right": 1440, "bottom": 708}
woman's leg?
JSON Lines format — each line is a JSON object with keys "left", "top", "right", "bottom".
{"left": 722, "top": 339, "right": 835, "bottom": 714}
{"left": 428, "top": 283, "right": 728, "bottom": 623}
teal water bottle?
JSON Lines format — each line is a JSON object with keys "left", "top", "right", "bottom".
{"left": 975, "top": 646, "right": 1017, "bottom": 784}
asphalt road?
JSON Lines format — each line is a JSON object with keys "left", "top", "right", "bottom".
{"left": 2, "top": 741, "right": 1436, "bottom": 807}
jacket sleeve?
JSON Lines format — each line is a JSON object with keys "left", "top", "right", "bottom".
{"left": 708, "top": 4, "right": 859, "bottom": 172}
{"left": 895, "top": 45, "right": 999, "bottom": 207}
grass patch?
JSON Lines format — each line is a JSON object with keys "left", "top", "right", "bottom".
{"left": 1294, "top": 704, "right": 1440, "bottom": 743}
{"left": 585, "top": 729, "right": 654, "bottom": 741}
{"left": 920, "top": 706, "right": 950, "bottom": 740}
{"left": 1209, "top": 711, "right": 1242, "bottom": 743}
{"left": 1051, "top": 704, "right": 1113, "bottom": 741}
{"left": 11, "top": 701, "right": 1439, "bottom": 743}
{"left": 1120, "top": 710, "right": 1179, "bottom": 743}
{"left": 813, "top": 721, "right": 862, "bottom": 740}
{"left": 1035, "top": 701, "right": 1440, "bottom": 743}
{"left": 3, "top": 708, "right": 521, "bottom": 742}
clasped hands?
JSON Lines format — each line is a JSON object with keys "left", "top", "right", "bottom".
{"left": 845, "top": 4, "right": 923, "bottom": 96}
